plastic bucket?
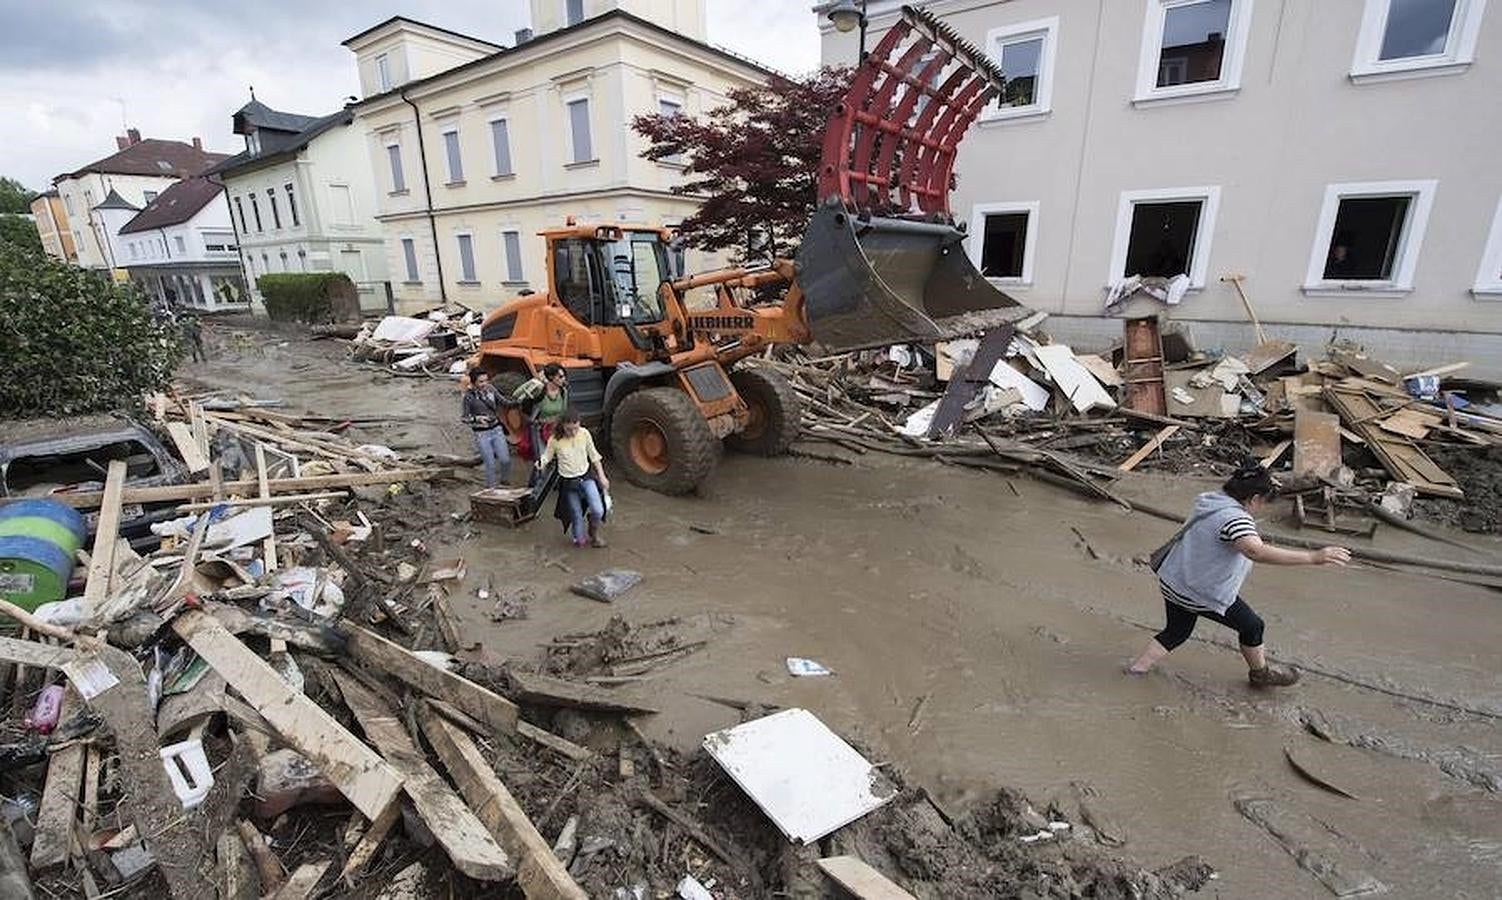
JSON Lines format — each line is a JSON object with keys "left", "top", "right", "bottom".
{"left": 0, "top": 500, "right": 87, "bottom": 612}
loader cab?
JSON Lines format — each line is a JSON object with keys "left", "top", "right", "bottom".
{"left": 549, "top": 226, "right": 672, "bottom": 328}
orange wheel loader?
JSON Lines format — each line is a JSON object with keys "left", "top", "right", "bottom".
{"left": 471, "top": 6, "right": 1037, "bottom": 495}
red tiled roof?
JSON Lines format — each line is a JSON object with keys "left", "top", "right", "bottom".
{"left": 58, "top": 139, "right": 230, "bottom": 182}
{"left": 118, "top": 178, "right": 224, "bottom": 234}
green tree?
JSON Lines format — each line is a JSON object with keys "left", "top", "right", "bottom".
{"left": 0, "top": 177, "right": 36, "bottom": 215}
{"left": 0, "top": 214, "right": 43, "bottom": 253}
{"left": 0, "top": 243, "right": 184, "bottom": 418}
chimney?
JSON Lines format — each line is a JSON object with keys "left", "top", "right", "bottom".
{"left": 515, "top": 27, "right": 533, "bottom": 44}
{"left": 127, "top": 128, "right": 141, "bottom": 145}
{"left": 192, "top": 137, "right": 203, "bottom": 150}
{"left": 116, "top": 135, "right": 130, "bottom": 150}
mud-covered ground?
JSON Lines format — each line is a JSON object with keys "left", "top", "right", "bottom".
{"left": 182, "top": 327, "right": 1502, "bottom": 898}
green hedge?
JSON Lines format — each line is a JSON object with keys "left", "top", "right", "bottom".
{"left": 257, "top": 273, "right": 357, "bottom": 323}
{"left": 0, "top": 243, "right": 183, "bottom": 418}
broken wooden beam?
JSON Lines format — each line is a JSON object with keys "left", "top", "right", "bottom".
{"left": 30, "top": 689, "right": 85, "bottom": 870}
{"left": 417, "top": 704, "right": 589, "bottom": 900}
{"left": 1116, "top": 425, "right": 1179, "bottom": 472}
{"left": 506, "top": 670, "right": 659, "bottom": 714}
{"left": 82, "top": 459, "right": 128, "bottom": 611}
{"left": 817, "top": 855, "right": 917, "bottom": 900}
{"left": 332, "top": 672, "right": 512, "bottom": 882}
{"left": 339, "top": 799, "right": 400, "bottom": 886}
{"left": 270, "top": 860, "right": 331, "bottom": 900}
{"left": 341, "top": 623, "right": 518, "bottom": 734}
{"left": 172, "top": 611, "right": 404, "bottom": 819}
{"left": 13, "top": 468, "right": 452, "bottom": 510}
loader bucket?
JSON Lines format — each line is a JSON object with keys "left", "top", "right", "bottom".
{"left": 796, "top": 203, "right": 1027, "bottom": 352}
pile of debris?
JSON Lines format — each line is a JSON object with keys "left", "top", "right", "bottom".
{"left": 770, "top": 321, "right": 1502, "bottom": 536}
{"left": 337, "top": 305, "right": 483, "bottom": 378}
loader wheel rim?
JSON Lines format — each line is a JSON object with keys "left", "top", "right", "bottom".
{"left": 741, "top": 396, "right": 768, "bottom": 441}
{"left": 629, "top": 421, "right": 670, "bottom": 475}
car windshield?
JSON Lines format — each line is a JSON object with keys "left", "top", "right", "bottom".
{"left": 601, "top": 234, "right": 669, "bottom": 324}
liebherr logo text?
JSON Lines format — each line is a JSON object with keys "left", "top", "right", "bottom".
{"left": 688, "top": 314, "right": 755, "bottom": 332}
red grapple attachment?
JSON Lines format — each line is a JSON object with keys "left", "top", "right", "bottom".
{"left": 798, "top": 5, "right": 1034, "bottom": 352}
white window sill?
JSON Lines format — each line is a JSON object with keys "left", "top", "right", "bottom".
{"left": 1349, "top": 59, "right": 1472, "bottom": 85}
{"left": 564, "top": 159, "right": 600, "bottom": 170}
{"left": 444, "top": 180, "right": 467, "bottom": 188}
{"left": 491, "top": 173, "right": 516, "bottom": 182}
{"left": 1472, "top": 286, "right": 1502, "bottom": 300}
{"left": 456, "top": 280, "right": 482, "bottom": 287}
{"left": 388, "top": 189, "right": 410, "bottom": 197}
{"left": 1301, "top": 283, "right": 1412, "bottom": 298}
{"left": 978, "top": 107, "right": 1051, "bottom": 126}
{"left": 1132, "top": 84, "right": 1240, "bottom": 109}
{"left": 986, "top": 277, "right": 1032, "bottom": 288}
{"left": 502, "top": 280, "right": 530, "bottom": 288}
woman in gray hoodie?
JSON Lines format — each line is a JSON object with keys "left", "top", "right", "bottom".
{"left": 1128, "top": 463, "right": 1350, "bottom": 686}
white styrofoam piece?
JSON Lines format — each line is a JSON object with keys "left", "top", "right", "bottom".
{"left": 1031, "top": 343, "right": 1117, "bottom": 413}
{"left": 372, "top": 315, "right": 438, "bottom": 343}
{"left": 987, "top": 361, "right": 1051, "bottom": 411}
{"left": 703, "top": 708, "right": 896, "bottom": 844}
{"left": 898, "top": 399, "right": 940, "bottom": 437}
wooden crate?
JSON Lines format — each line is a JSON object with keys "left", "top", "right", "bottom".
{"left": 469, "top": 487, "right": 537, "bottom": 527}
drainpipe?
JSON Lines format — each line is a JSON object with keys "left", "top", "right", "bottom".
{"left": 401, "top": 89, "right": 446, "bottom": 300}
{"left": 211, "top": 176, "right": 254, "bottom": 307}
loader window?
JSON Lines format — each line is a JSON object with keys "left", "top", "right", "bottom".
{"left": 601, "top": 234, "right": 669, "bottom": 325}
{"left": 554, "top": 238, "right": 608, "bottom": 324}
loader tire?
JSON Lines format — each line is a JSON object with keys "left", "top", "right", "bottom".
{"left": 490, "top": 370, "right": 532, "bottom": 445}
{"left": 725, "top": 367, "right": 801, "bottom": 456}
{"left": 610, "top": 387, "right": 720, "bottom": 495}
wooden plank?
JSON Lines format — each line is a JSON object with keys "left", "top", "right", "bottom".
{"left": 927, "top": 324, "right": 1015, "bottom": 438}
{"left": 506, "top": 670, "right": 659, "bottom": 714}
{"left": 172, "top": 611, "right": 404, "bottom": 819}
{"left": 82, "top": 460, "right": 128, "bottom": 606}
{"left": 1075, "top": 353, "right": 1123, "bottom": 387}
{"left": 516, "top": 720, "right": 593, "bottom": 762}
{"left": 1260, "top": 439, "right": 1292, "bottom": 469}
{"left": 1327, "top": 388, "right": 1462, "bottom": 498}
{"left": 418, "top": 705, "right": 589, "bottom": 900}
{"left": 177, "top": 491, "right": 346, "bottom": 512}
{"left": 166, "top": 422, "right": 210, "bottom": 474}
{"left": 1116, "top": 425, "right": 1179, "bottom": 472}
{"left": 270, "top": 861, "right": 331, "bottom": 900}
{"left": 331, "top": 671, "right": 512, "bottom": 881}
{"left": 31, "top": 689, "right": 85, "bottom": 869}
{"left": 8, "top": 468, "right": 451, "bottom": 510}
{"left": 339, "top": 799, "right": 400, "bottom": 886}
{"left": 254, "top": 444, "right": 278, "bottom": 572}
{"left": 1292, "top": 410, "right": 1342, "bottom": 479}
{"left": 0, "top": 636, "right": 78, "bottom": 669}
{"left": 817, "top": 856, "right": 917, "bottom": 900}
{"left": 341, "top": 624, "right": 518, "bottom": 734}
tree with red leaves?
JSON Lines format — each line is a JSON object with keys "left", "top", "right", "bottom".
{"left": 633, "top": 67, "right": 850, "bottom": 263}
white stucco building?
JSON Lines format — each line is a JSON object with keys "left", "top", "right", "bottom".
{"left": 821, "top": 0, "right": 1502, "bottom": 373}
{"left": 52, "top": 130, "right": 228, "bottom": 271}
{"left": 99, "top": 179, "right": 249, "bottom": 310}
{"left": 344, "top": 0, "right": 769, "bottom": 311}
{"left": 208, "top": 100, "right": 389, "bottom": 310}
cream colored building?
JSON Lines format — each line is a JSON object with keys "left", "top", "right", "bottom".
{"left": 822, "top": 0, "right": 1502, "bottom": 374}
{"left": 29, "top": 191, "right": 77, "bottom": 262}
{"left": 344, "top": 0, "right": 770, "bottom": 310}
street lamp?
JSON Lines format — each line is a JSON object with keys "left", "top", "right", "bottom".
{"left": 825, "top": 0, "right": 869, "bottom": 59}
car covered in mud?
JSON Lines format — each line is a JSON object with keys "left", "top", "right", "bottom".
{"left": 0, "top": 414, "right": 190, "bottom": 548}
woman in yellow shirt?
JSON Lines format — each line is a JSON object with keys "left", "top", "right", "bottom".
{"left": 537, "top": 410, "right": 611, "bottom": 548}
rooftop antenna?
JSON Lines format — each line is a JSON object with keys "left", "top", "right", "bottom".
{"left": 110, "top": 96, "right": 127, "bottom": 129}
{"left": 249, "top": 85, "right": 256, "bottom": 101}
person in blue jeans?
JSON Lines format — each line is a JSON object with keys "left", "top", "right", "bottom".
{"left": 461, "top": 369, "right": 511, "bottom": 488}
{"left": 537, "top": 410, "right": 611, "bottom": 548}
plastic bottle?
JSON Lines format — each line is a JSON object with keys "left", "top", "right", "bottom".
{"left": 24, "top": 684, "right": 66, "bottom": 734}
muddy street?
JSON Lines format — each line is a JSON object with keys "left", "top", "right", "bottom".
{"left": 184, "top": 329, "right": 1502, "bottom": 899}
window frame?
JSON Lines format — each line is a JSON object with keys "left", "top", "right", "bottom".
{"left": 979, "top": 17, "right": 1060, "bottom": 123}
{"left": 1350, "top": 0, "right": 1487, "bottom": 83}
{"left": 1107, "top": 186, "right": 1222, "bottom": 289}
{"left": 967, "top": 201, "right": 1041, "bottom": 285}
{"left": 441, "top": 125, "right": 465, "bottom": 185}
{"left": 233, "top": 196, "right": 248, "bottom": 233}
{"left": 249, "top": 193, "right": 264, "bottom": 232}
{"left": 488, "top": 116, "right": 514, "bottom": 178}
{"left": 173, "top": 235, "right": 187, "bottom": 255}
{"left": 1475, "top": 196, "right": 1502, "bottom": 298}
{"left": 400, "top": 237, "right": 421, "bottom": 283}
{"left": 266, "top": 188, "right": 282, "bottom": 229}
{"left": 376, "top": 53, "right": 392, "bottom": 92}
{"left": 329, "top": 182, "right": 357, "bottom": 226}
{"left": 1302, "top": 180, "right": 1437, "bottom": 297}
{"left": 564, "top": 95, "right": 595, "bottom": 166}
{"left": 564, "top": 0, "right": 585, "bottom": 27}
{"left": 285, "top": 182, "right": 299, "bottom": 227}
{"left": 655, "top": 95, "right": 686, "bottom": 164}
{"left": 386, "top": 141, "right": 407, "bottom": 194}
{"left": 502, "top": 230, "right": 526, "bottom": 283}
{"left": 1132, "top": 0, "right": 1256, "bottom": 107}
{"left": 455, "top": 232, "right": 478, "bottom": 283}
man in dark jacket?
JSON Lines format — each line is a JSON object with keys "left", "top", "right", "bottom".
{"left": 462, "top": 369, "right": 511, "bottom": 488}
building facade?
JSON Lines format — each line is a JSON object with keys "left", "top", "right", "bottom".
{"left": 52, "top": 130, "right": 228, "bottom": 270}
{"left": 821, "top": 0, "right": 1502, "bottom": 371}
{"left": 345, "top": 0, "right": 769, "bottom": 310}
{"left": 109, "top": 179, "right": 248, "bottom": 310}
{"left": 209, "top": 100, "right": 389, "bottom": 309}
{"left": 29, "top": 191, "right": 77, "bottom": 262}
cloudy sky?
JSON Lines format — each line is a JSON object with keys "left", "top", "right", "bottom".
{"left": 0, "top": 0, "right": 824, "bottom": 191}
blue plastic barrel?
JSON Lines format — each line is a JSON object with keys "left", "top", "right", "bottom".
{"left": 0, "top": 500, "right": 87, "bottom": 611}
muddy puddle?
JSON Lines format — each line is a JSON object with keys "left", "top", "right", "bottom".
{"left": 182, "top": 327, "right": 1502, "bottom": 898}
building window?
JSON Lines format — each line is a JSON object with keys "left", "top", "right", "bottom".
{"left": 174, "top": 235, "right": 187, "bottom": 254}
{"left": 502, "top": 230, "right": 525, "bottom": 282}
{"left": 1109, "top": 187, "right": 1221, "bottom": 288}
{"left": 1475, "top": 196, "right": 1502, "bottom": 297}
{"left": 566, "top": 98, "right": 594, "bottom": 164}
{"left": 129, "top": 242, "right": 139, "bottom": 260}
{"left": 456, "top": 234, "right": 477, "bottom": 282}
{"left": 489, "top": 119, "right": 514, "bottom": 176}
{"left": 285, "top": 183, "right": 299, "bottom": 226}
{"left": 1350, "top": 0, "right": 1485, "bottom": 82}
{"left": 376, "top": 53, "right": 392, "bottom": 91}
{"left": 401, "top": 237, "right": 420, "bottom": 282}
{"left": 442, "top": 128, "right": 464, "bottom": 184}
{"left": 330, "top": 184, "right": 356, "bottom": 225}
{"left": 968, "top": 202, "right": 1040, "bottom": 283}
{"left": 565, "top": 0, "right": 585, "bottom": 26}
{"left": 656, "top": 98, "right": 685, "bottom": 163}
{"left": 983, "top": 18, "right": 1059, "bottom": 120}
{"left": 234, "top": 196, "right": 248, "bottom": 233}
{"left": 249, "top": 194, "right": 263, "bottom": 232}
{"left": 64, "top": 195, "right": 74, "bottom": 215}
{"left": 1133, "top": 0, "right": 1254, "bottom": 106}
{"left": 1304, "top": 180, "right": 1436, "bottom": 294}
{"left": 267, "top": 189, "right": 282, "bottom": 229}
{"left": 387, "top": 143, "right": 406, "bottom": 193}
{"left": 143, "top": 190, "right": 158, "bottom": 204}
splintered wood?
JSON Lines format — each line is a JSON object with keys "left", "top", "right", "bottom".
{"left": 1326, "top": 387, "right": 1463, "bottom": 498}
{"left": 1292, "top": 410, "right": 1342, "bottom": 479}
